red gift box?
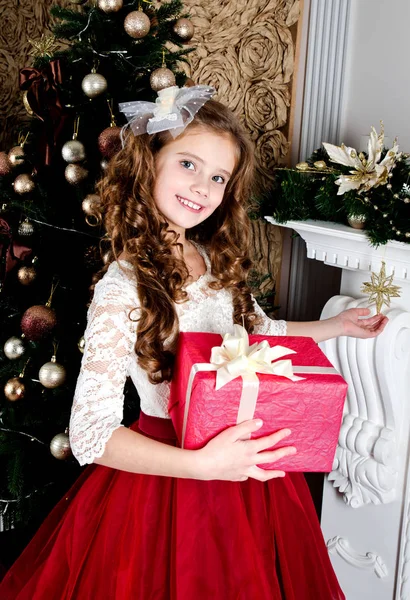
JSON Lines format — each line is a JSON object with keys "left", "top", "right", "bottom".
{"left": 169, "top": 330, "right": 348, "bottom": 472}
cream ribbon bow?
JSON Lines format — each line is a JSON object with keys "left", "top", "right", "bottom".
{"left": 211, "top": 324, "right": 303, "bottom": 390}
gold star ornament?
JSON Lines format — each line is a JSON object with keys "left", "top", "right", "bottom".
{"left": 28, "top": 34, "right": 59, "bottom": 59}
{"left": 361, "top": 261, "right": 401, "bottom": 314}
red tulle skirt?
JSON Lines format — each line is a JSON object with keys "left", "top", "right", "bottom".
{"left": 0, "top": 413, "right": 345, "bottom": 600}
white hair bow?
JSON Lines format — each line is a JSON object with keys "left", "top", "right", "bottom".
{"left": 118, "top": 85, "right": 215, "bottom": 140}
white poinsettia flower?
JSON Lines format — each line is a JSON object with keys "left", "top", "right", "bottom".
{"left": 322, "top": 124, "right": 402, "bottom": 195}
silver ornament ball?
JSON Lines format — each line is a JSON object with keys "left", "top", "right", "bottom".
{"left": 50, "top": 432, "right": 72, "bottom": 460}
{"left": 150, "top": 67, "right": 176, "bottom": 92}
{"left": 14, "top": 174, "right": 35, "bottom": 195}
{"left": 124, "top": 10, "right": 151, "bottom": 39}
{"left": 4, "top": 336, "right": 26, "bottom": 360}
{"left": 62, "top": 139, "right": 86, "bottom": 163}
{"left": 173, "top": 18, "right": 194, "bottom": 41}
{"left": 8, "top": 146, "right": 25, "bottom": 167}
{"left": 65, "top": 164, "right": 88, "bottom": 185}
{"left": 98, "top": 0, "right": 123, "bottom": 13}
{"left": 81, "top": 73, "right": 108, "bottom": 98}
{"left": 39, "top": 360, "right": 67, "bottom": 389}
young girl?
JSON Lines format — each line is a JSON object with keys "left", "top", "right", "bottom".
{"left": 0, "top": 85, "right": 387, "bottom": 599}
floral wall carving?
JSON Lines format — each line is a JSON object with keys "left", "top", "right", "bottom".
{"left": 183, "top": 0, "right": 301, "bottom": 295}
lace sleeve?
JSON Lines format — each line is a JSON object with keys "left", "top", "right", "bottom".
{"left": 252, "top": 296, "right": 287, "bottom": 336}
{"left": 69, "top": 266, "right": 138, "bottom": 465}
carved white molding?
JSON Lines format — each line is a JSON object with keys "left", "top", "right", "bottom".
{"left": 327, "top": 536, "right": 388, "bottom": 579}
{"left": 299, "top": 0, "right": 351, "bottom": 159}
{"left": 264, "top": 218, "right": 410, "bottom": 282}
{"left": 319, "top": 296, "right": 410, "bottom": 507}
{"left": 268, "top": 218, "right": 410, "bottom": 598}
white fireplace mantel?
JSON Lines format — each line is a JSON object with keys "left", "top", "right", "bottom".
{"left": 266, "top": 218, "right": 410, "bottom": 600}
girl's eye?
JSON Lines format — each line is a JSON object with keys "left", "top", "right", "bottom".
{"left": 180, "top": 160, "right": 195, "bottom": 170}
{"left": 212, "top": 175, "right": 225, "bottom": 184}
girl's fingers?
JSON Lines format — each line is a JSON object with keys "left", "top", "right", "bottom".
{"left": 250, "top": 428, "right": 292, "bottom": 453}
{"left": 230, "top": 419, "right": 264, "bottom": 441}
{"left": 247, "top": 465, "right": 287, "bottom": 482}
{"left": 254, "top": 445, "right": 297, "bottom": 464}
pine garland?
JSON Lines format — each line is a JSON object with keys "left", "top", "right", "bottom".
{"left": 262, "top": 141, "right": 410, "bottom": 246}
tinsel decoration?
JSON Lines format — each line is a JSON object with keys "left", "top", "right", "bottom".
{"left": 50, "top": 429, "right": 72, "bottom": 460}
{"left": 124, "top": 10, "right": 151, "bottom": 39}
{"left": 361, "top": 261, "right": 402, "bottom": 314}
{"left": 173, "top": 18, "right": 194, "bottom": 41}
{"left": 13, "top": 174, "right": 36, "bottom": 195}
{"left": 28, "top": 34, "right": 59, "bottom": 60}
{"left": 0, "top": 152, "right": 12, "bottom": 176}
{"left": 3, "top": 336, "right": 26, "bottom": 360}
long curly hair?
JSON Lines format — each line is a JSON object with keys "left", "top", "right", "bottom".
{"left": 94, "top": 99, "right": 260, "bottom": 384}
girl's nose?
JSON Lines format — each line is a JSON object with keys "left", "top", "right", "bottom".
{"left": 190, "top": 176, "right": 209, "bottom": 199}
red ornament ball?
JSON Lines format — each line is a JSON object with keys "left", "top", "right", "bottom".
{"left": 98, "top": 126, "right": 122, "bottom": 159}
{"left": 21, "top": 305, "right": 57, "bottom": 341}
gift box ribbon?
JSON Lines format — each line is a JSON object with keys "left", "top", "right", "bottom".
{"left": 181, "top": 325, "right": 339, "bottom": 447}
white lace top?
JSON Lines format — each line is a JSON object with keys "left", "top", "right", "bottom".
{"left": 69, "top": 248, "right": 287, "bottom": 465}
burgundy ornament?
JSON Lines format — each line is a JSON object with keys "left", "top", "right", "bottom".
{"left": 21, "top": 305, "right": 57, "bottom": 341}
{"left": 98, "top": 126, "right": 122, "bottom": 159}
{"left": 0, "top": 152, "right": 12, "bottom": 176}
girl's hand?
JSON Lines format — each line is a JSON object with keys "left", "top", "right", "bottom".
{"left": 196, "top": 420, "right": 296, "bottom": 482}
{"left": 335, "top": 307, "right": 388, "bottom": 339}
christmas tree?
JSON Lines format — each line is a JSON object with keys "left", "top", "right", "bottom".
{"left": 0, "top": 0, "right": 194, "bottom": 541}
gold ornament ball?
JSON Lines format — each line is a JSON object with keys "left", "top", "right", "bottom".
{"left": 173, "top": 18, "right": 194, "bottom": 41}
{"left": 17, "top": 265, "right": 37, "bottom": 285}
{"left": 4, "top": 377, "right": 25, "bottom": 402}
{"left": 65, "top": 164, "right": 88, "bottom": 185}
{"left": 296, "top": 162, "right": 309, "bottom": 171}
{"left": 347, "top": 214, "right": 366, "bottom": 229}
{"left": 39, "top": 360, "right": 67, "bottom": 389}
{"left": 81, "top": 73, "right": 108, "bottom": 99}
{"left": 82, "top": 194, "right": 100, "bottom": 216}
{"left": 0, "top": 152, "right": 12, "bottom": 176}
{"left": 124, "top": 11, "right": 151, "bottom": 39}
{"left": 313, "top": 160, "right": 327, "bottom": 170}
{"left": 50, "top": 432, "right": 72, "bottom": 460}
{"left": 150, "top": 67, "right": 176, "bottom": 92}
{"left": 98, "top": 0, "right": 123, "bottom": 13}
{"left": 78, "top": 336, "right": 86, "bottom": 353}
{"left": 18, "top": 219, "right": 35, "bottom": 237}
{"left": 62, "top": 139, "right": 86, "bottom": 163}
{"left": 100, "top": 158, "right": 109, "bottom": 171}
{"left": 4, "top": 336, "right": 26, "bottom": 360}
{"left": 8, "top": 146, "right": 25, "bottom": 167}
{"left": 13, "top": 173, "right": 35, "bottom": 195}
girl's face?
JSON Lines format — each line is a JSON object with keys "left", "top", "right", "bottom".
{"left": 153, "top": 127, "right": 237, "bottom": 237}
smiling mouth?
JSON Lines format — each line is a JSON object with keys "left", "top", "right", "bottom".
{"left": 176, "top": 195, "right": 203, "bottom": 211}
